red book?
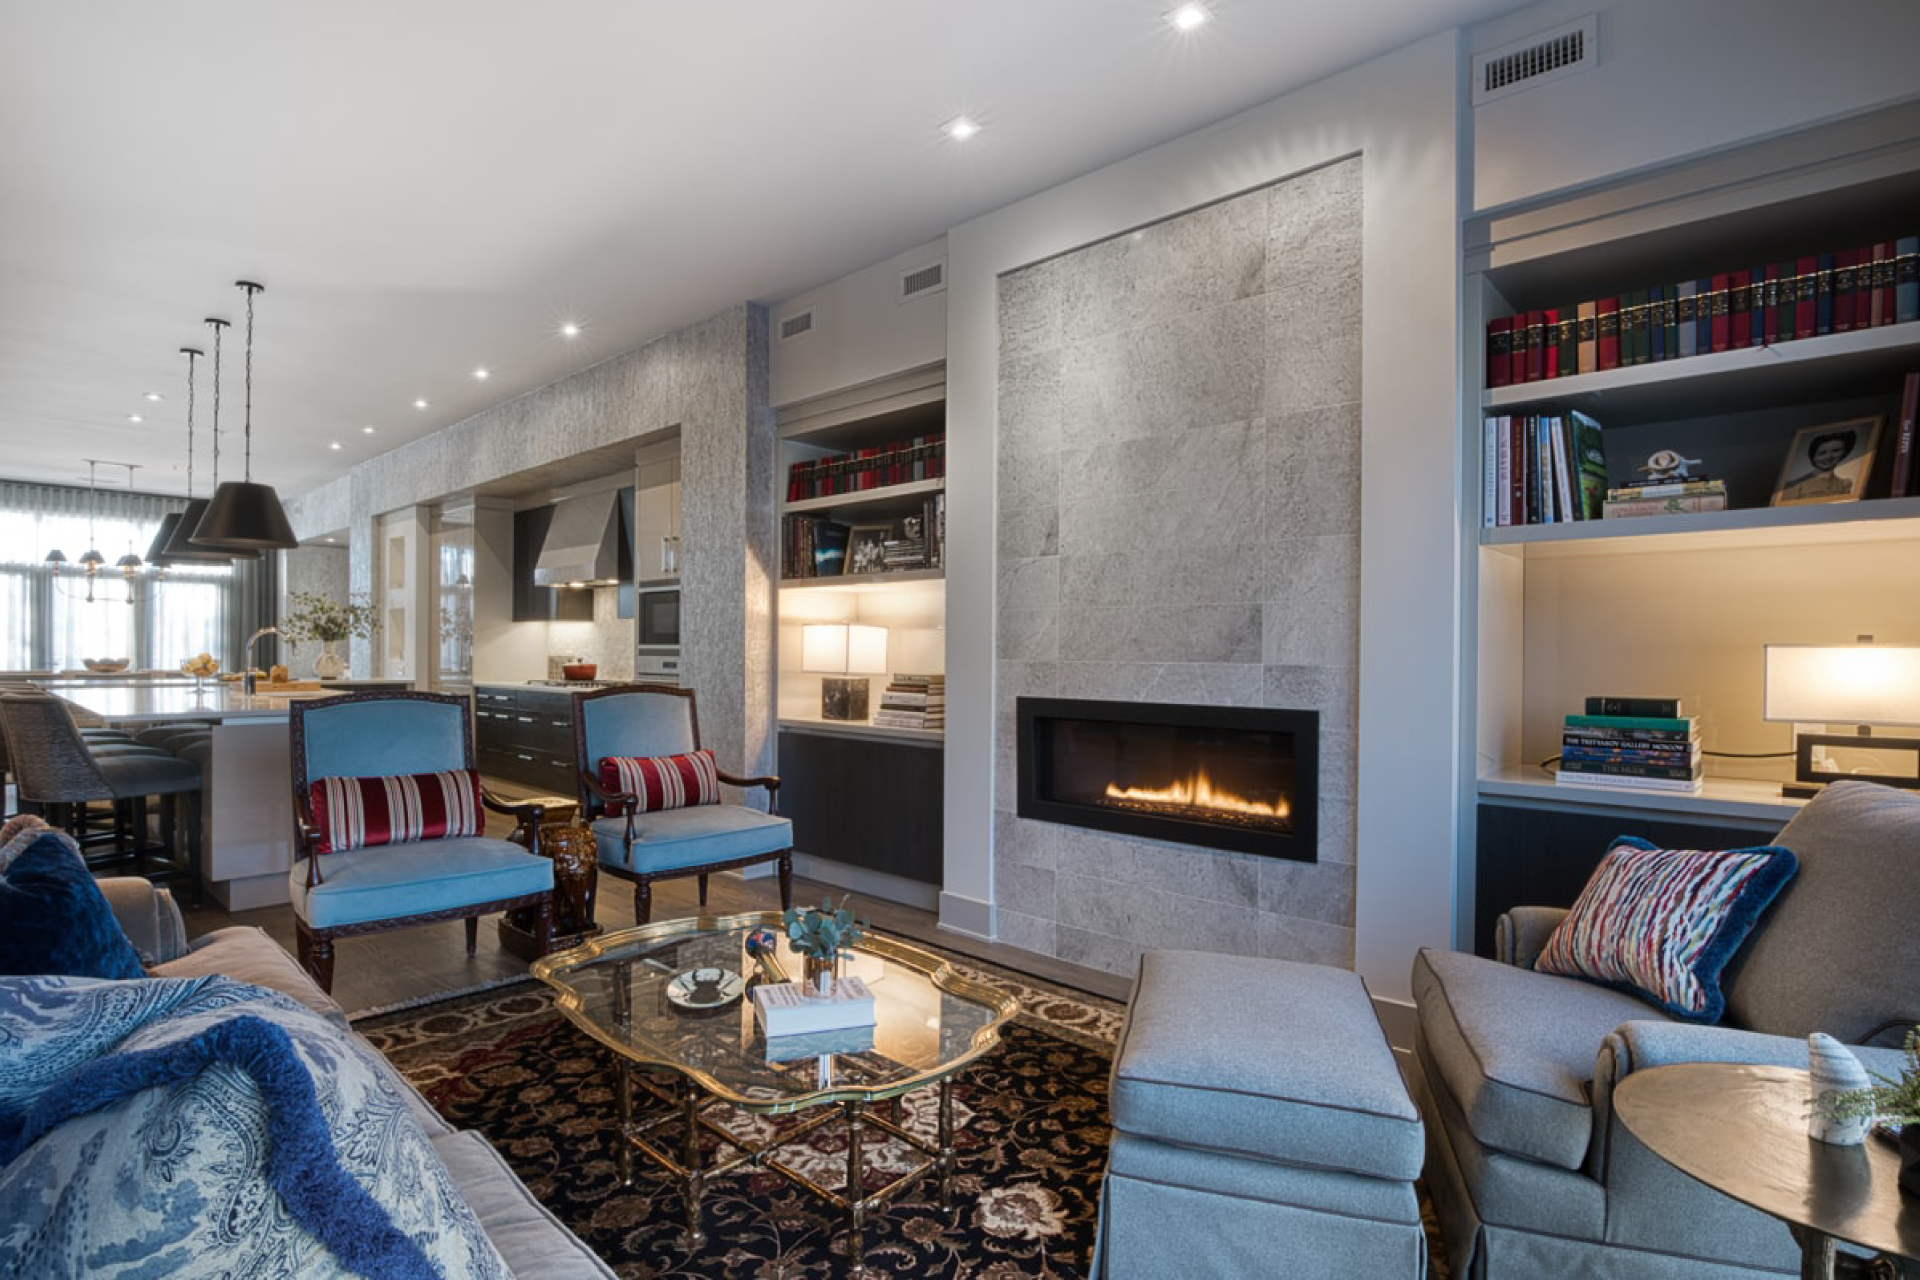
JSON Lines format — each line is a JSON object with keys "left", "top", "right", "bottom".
{"left": 1596, "top": 297, "right": 1621, "bottom": 370}
{"left": 1873, "top": 241, "right": 1896, "bottom": 326}
{"left": 1708, "top": 274, "right": 1731, "bottom": 352}
{"left": 1894, "top": 372, "right": 1919, "bottom": 499}
{"left": 1727, "top": 269, "right": 1752, "bottom": 349}
{"left": 1794, "top": 255, "right": 1818, "bottom": 340}
{"left": 1761, "top": 262, "right": 1781, "bottom": 345}
{"left": 1507, "top": 416, "right": 1526, "bottom": 521}
{"left": 1833, "top": 249, "right": 1859, "bottom": 332}
{"left": 1523, "top": 309, "right": 1546, "bottom": 383}
{"left": 1541, "top": 308, "right": 1561, "bottom": 379}
{"left": 1488, "top": 316, "right": 1514, "bottom": 388}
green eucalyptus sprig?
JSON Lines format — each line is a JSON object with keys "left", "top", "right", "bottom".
{"left": 782, "top": 895, "right": 866, "bottom": 963}
{"left": 1816, "top": 1027, "right": 1920, "bottom": 1129}
{"left": 280, "top": 591, "right": 379, "bottom": 646}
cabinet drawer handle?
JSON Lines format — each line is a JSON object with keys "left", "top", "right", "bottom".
{"left": 517, "top": 715, "right": 534, "bottom": 723}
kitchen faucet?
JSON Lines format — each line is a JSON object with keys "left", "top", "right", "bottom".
{"left": 243, "top": 626, "right": 281, "bottom": 695}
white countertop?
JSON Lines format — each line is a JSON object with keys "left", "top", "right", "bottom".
{"left": 45, "top": 681, "right": 366, "bottom": 724}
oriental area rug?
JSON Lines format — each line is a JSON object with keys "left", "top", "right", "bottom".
{"left": 356, "top": 949, "right": 1453, "bottom": 1280}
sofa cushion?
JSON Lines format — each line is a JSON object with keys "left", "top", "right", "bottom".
{"left": 1534, "top": 836, "right": 1797, "bottom": 1023}
{"left": 430, "top": 1130, "right": 619, "bottom": 1279}
{"left": 1724, "top": 780, "right": 1920, "bottom": 1043}
{"left": 0, "top": 973, "right": 510, "bottom": 1279}
{"left": 1412, "top": 945, "right": 1669, "bottom": 1171}
{"left": 310, "top": 767, "right": 485, "bottom": 855}
{"left": 598, "top": 748, "right": 721, "bottom": 817}
{"left": 0, "top": 832, "right": 145, "bottom": 980}
{"left": 590, "top": 804, "right": 792, "bottom": 874}
{"left": 153, "top": 924, "right": 348, "bottom": 1028}
{"left": 1109, "top": 950, "right": 1424, "bottom": 1183}
{"left": 290, "top": 836, "right": 553, "bottom": 929}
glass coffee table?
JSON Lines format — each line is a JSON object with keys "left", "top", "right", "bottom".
{"left": 531, "top": 911, "right": 1018, "bottom": 1276}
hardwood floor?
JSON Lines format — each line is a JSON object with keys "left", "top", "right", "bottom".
{"left": 183, "top": 860, "right": 1132, "bottom": 1017}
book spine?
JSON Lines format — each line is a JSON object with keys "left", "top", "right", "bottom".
{"left": 1557, "top": 759, "right": 1703, "bottom": 782}
{"left": 1897, "top": 236, "right": 1918, "bottom": 325}
{"left": 1622, "top": 289, "right": 1648, "bottom": 367}
{"left": 1601, "top": 494, "right": 1728, "bottom": 518}
{"left": 1583, "top": 696, "right": 1685, "bottom": 718}
{"left": 1727, "top": 269, "right": 1752, "bottom": 349}
{"left": 1794, "top": 255, "right": 1819, "bottom": 340}
{"left": 1484, "top": 418, "right": 1499, "bottom": 527}
{"left": 1673, "top": 283, "right": 1697, "bottom": 359}
{"left": 1561, "top": 733, "right": 1700, "bottom": 752}
{"left": 1572, "top": 412, "right": 1607, "bottom": 521}
{"left": 1760, "top": 263, "right": 1780, "bottom": 346}
{"left": 1605, "top": 479, "right": 1725, "bottom": 499}
{"left": 1493, "top": 416, "right": 1512, "bottom": 526}
{"left": 1564, "top": 714, "right": 1699, "bottom": 732}
{"left": 1596, "top": 297, "right": 1621, "bottom": 370}
{"left": 1833, "top": 250, "right": 1858, "bottom": 332}
{"left": 1507, "top": 415, "right": 1525, "bottom": 525}
{"left": 1644, "top": 286, "right": 1663, "bottom": 364}
{"left": 1576, "top": 300, "right": 1598, "bottom": 374}
{"left": 1487, "top": 317, "right": 1514, "bottom": 388}
{"left": 1814, "top": 253, "right": 1834, "bottom": 335}
{"left": 1873, "top": 241, "right": 1895, "bottom": 326}
{"left": 1551, "top": 416, "right": 1576, "bottom": 521}
{"left": 1540, "top": 308, "right": 1561, "bottom": 381}
{"left": 1708, "top": 275, "right": 1731, "bottom": 352}
{"left": 1560, "top": 746, "right": 1701, "bottom": 766}
{"left": 1554, "top": 771, "right": 1705, "bottom": 793}
{"left": 1893, "top": 372, "right": 1919, "bottom": 500}
{"left": 1660, "top": 285, "right": 1679, "bottom": 360}
{"left": 1555, "top": 311, "right": 1577, "bottom": 379}
{"left": 1524, "top": 310, "right": 1546, "bottom": 383}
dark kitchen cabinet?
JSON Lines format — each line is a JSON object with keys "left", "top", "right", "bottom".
{"left": 473, "top": 685, "right": 582, "bottom": 796}
{"left": 511, "top": 505, "right": 592, "bottom": 622}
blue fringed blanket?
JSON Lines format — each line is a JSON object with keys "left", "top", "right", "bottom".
{"left": 0, "top": 975, "right": 508, "bottom": 1279}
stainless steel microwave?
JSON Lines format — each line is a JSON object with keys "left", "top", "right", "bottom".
{"left": 636, "top": 583, "right": 680, "bottom": 651}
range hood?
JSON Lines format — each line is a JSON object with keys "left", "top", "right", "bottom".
{"left": 532, "top": 490, "right": 630, "bottom": 587}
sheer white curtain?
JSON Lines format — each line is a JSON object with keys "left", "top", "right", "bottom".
{"left": 0, "top": 480, "right": 246, "bottom": 673}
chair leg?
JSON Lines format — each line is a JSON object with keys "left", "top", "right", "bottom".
{"left": 465, "top": 916, "right": 479, "bottom": 957}
{"left": 697, "top": 873, "right": 709, "bottom": 907}
{"left": 777, "top": 851, "right": 794, "bottom": 912}
{"left": 296, "top": 924, "right": 335, "bottom": 994}
{"left": 635, "top": 878, "right": 653, "bottom": 925}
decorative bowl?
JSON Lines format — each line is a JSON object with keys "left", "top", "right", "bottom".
{"left": 562, "top": 663, "right": 598, "bottom": 681}
{"left": 82, "top": 658, "right": 130, "bottom": 673}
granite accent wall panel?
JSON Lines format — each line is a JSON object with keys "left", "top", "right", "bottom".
{"left": 993, "top": 157, "right": 1362, "bottom": 976}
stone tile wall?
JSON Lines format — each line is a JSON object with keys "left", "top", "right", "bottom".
{"left": 993, "top": 158, "right": 1362, "bottom": 976}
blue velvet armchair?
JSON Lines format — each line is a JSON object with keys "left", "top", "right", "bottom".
{"left": 288, "top": 691, "right": 553, "bottom": 993}
{"left": 571, "top": 685, "right": 792, "bottom": 922}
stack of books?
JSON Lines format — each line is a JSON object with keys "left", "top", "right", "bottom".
{"left": 1601, "top": 477, "right": 1729, "bottom": 519}
{"left": 872, "top": 674, "right": 945, "bottom": 731}
{"left": 1482, "top": 411, "right": 1606, "bottom": 526}
{"left": 1555, "top": 706, "right": 1703, "bottom": 793}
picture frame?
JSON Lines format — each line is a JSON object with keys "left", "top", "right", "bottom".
{"left": 845, "top": 523, "right": 893, "bottom": 575}
{"left": 1769, "top": 415, "right": 1882, "bottom": 508}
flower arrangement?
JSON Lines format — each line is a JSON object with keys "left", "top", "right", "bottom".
{"left": 1817, "top": 1027, "right": 1920, "bottom": 1131}
{"left": 279, "top": 591, "right": 379, "bottom": 646}
{"left": 782, "top": 895, "right": 866, "bottom": 963}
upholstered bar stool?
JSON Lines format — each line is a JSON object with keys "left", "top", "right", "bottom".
{"left": 0, "top": 695, "right": 204, "bottom": 903}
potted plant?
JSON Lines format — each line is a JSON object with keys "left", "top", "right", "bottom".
{"left": 1817, "top": 1027, "right": 1920, "bottom": 1195}
{"left": 279, "top": 591, "right": 379, "bottom": 679}
{"left": 782, "top": 896, "right": 866, "bottom": 998}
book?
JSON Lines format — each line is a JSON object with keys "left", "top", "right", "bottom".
{"left": 1833, "top": 249, "right": 1859, "bottom": 332}
{"left": 1814, "top": 253, "right": 1834, "bottom": 335}
{"left": 1708, "top": 274, "right": 1731, "bottom": 352}
{"left": 1794, "top": 255, "right": 1819, "bottom": 340}
{"left": 752, "top": 976, "right": 876, "bottom": 1037}
{"left": 1622, "top": 289, "right": 1648, "bottom": 367}
{"left": 1550, "top": 416, "right": 1576, "bottom": 522}
{"left": 763, "top": 1023, "right": 875, "bottom": 1063}
{"left": 1523, "top": 309, "right": 1546, "bottom": 383}
{"left": 1560, "top": 745, "right": 1702, "bottom": 766}
{"left": 1554, "top": 310, "right": 1576, "bottom": 379}
{"left": 1602, "top": 494, "right": 1728, "bottom": 519}
{"left": 812, "top": 522, "right": 849, "bottom": 576}
{"left": 1893, "top": 372, "right": 1918, "bottom": 499}
{"left": 1571, "top": 412, "right": 1607, "bottom": 521}
{"left": 1564, "top": 713, "right": 1699, "bottom": 733}
{"left": 1674, "top": 281, "right": 1698, "bottom": 359}
{"left": 1556, "top": 759, "right": 1703, "bottom": 783}
{"left": 1583, "top": 696, "right": 1687, "bottom": 718}
{"left": 1561, "top": 726, "right": 1701, "bottom": 746}
{"left": 1487, "top": 317, "right": 1514, "bottom": 388}
{"left": 1604, "top": 478, "right": 1724, "bottom": 501}
{"left": 1596, "top": 297, "right": 1621, "bottom": 370}
{"left": 1898, "top": 236, "right": 1919, "bottom": 325}
{"left": 1553, "top": 770, "right": 1705, "bottom": 794}
{"left": 1576, "top": 300, "right": 1598, "bottom": 374}
{"left": 1647, "top": 284, "right": 1666, "bottom": 363}
{"left": 1759, "top": 263, "right": 1780, "bottom": 346}
{"left": 1871, "top": 241, "right": 1894, "bottom": 327}
{"left": 879, "top": 691, "right": 943, "bottom": 706}
{"left": 1727, "top": 270, "right": 1752, "bottom": 349}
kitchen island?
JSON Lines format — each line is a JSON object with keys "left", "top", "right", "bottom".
{"left": 46, "top": 679, "right": 409, "bottom": 910}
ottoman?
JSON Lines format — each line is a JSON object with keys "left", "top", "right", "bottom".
{"left": 1095, "top": 950, "right": 1426, "bottom": 1278}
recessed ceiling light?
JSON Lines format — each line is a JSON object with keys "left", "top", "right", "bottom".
{"left": 413, "top": 398, "right": 429, "bottom": 410}
{"left": 1166, "top": 2, "right": 1212, "bottom": 31}
{"left": 942, "top": 115, "right": 981, "bottom": 141}
{"left": 560, "top": 322, "right": 581, "bottom": 339}
{"left": 473, "top": 366, "right": 491, "bottom": 380}
{"left": 143, "top": 392, "right": 163, "bottom": 402}
{"left": 324, "top": 536, "right": 336, "bottom": 543}
{"left": 329, "top": 441, "right": 342, "bottom": 451}
{"left": 361, "top": 425, "right": 377, "bottom": 434}
{"left": 127, "top": 414, "right": 143, "bottom": 423}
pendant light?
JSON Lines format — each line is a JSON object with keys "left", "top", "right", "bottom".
{"left": 114, "top": 463, "right": 145, "bottom": 577}
{"left": 143, "top": 347, "right": 199, "bottom": 566}
{"left": 162, "top": 327, "right": 256, "bottom": 562}
{"left": 190, "top": 280, "right": 297, "bottom": 551}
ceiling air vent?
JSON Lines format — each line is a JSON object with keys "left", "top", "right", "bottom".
{"left": 1471, "top": 14, "right": 1598, "bottom": 106}
{"left": 898, "top": 260, "right": 946, "bottom": 302}
{"left": 777, "top": 307, "right": 816, "bottom": 343}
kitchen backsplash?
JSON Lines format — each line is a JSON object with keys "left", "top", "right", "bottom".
{"left": 548, "top": 586, "right": 635, "bottom": 680}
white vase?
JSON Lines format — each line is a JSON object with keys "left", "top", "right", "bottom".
{"left": 313, "top": 641, "right": 346, "bottom": 680}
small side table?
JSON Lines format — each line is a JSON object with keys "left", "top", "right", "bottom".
{"left": 1614, "top": 1063, "right": 1920, "bottom": 1279}
{"left": 500, "top": 796, "right": 602, "bottom": 959}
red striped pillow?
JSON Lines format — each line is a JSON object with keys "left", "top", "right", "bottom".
{"left": 309, "top": 768, "right": 485, "bottom": 855}
{"left": 598, "top": 749, "right": 721, "bottom": 816}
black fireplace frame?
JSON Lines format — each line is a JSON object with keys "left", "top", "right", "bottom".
{"left": 1016, "top": 697, "right": 1318, "bottom": 861}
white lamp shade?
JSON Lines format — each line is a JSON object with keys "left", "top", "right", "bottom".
{"left": 802, "top": 623, "right": 888, "bottom": 675}
{"left": 1764, "top": 643, "right": 1920, "bottom": 725}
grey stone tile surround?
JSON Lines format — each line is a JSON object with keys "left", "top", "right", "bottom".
{"left": 994, "top": 158, "right": 1362, "bottom": 977}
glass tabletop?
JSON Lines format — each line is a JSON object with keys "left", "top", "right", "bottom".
{"left": 531, "top": 911, "right": 1019, "bottom": 1112}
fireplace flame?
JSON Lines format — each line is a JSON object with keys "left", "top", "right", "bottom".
{"left": 1103, "top": 768, "right": 1289, "bottom": 821}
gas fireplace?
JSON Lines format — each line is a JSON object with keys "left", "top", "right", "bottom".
{"left": 1016, "top": 698, "right": 1318, "bottom": 861}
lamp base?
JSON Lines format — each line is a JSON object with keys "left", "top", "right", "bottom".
{"left": 1790, "top": 731, "right": 1920, "bottom": 798}
{"left": 820, "top": 676, "right": 870, "bottom": 722}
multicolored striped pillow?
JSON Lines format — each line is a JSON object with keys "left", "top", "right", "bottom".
{"left": 309, "top": 768, "right": 485, "bottom": 856}
{"left": 1534, "top": 836, "right": 1798, "bottom": 1022}
{"left": 598, "top": 749, "right": 722, "bottom": 817}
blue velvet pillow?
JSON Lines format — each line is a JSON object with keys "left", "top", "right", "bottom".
{"left": 0, "top": 833, "right": 145, "bottom": 980}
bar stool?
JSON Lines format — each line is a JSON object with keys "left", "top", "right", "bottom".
{"left": 0, "top": 695, "right": 204, "bottom": 903}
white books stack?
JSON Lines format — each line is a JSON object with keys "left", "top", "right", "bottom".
{"left": 872, "top": 674, "right": 945, "bottom": 731}
{"left": 752, "top": 975, "right": 876, "bottom": 1038}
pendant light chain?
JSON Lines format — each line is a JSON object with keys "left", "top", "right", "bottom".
{"left": 183, "top": 347, "right": 199, "bottom": 499}
{"left": 241, "top": 282, "right": 257, "bottom": 481}
{"left": 206, "top": 317, "right": 228, "bottom": 486}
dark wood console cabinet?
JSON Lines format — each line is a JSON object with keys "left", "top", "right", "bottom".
{"left": 777, "top": 727, "right": 942, "bottom": 886}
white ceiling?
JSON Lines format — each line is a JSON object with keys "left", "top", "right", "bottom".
{"left": 0, "top": 0, "right": 1528, "bottom": 502}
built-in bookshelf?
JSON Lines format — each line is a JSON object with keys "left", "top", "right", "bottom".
{"left": 1465, "top": 99, "right": 1920, "bottom": 826}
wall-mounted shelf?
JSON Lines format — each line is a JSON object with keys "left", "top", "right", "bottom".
{"left": 783, "top": 477, "right": 945, "bottom": 517}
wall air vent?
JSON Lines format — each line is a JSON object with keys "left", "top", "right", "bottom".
{"left": 898, "top": 260, "right": 946, "bottom": 302}
{"left": 778, "top": 308, "right": 816, "bottom": 343}
{"left": 1471, "top": 14, "right": 1598, "bottom": 106}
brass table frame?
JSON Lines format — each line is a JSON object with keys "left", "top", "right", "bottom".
{"left": 533, "top": 912, "right": 1017, "bottom": 1276}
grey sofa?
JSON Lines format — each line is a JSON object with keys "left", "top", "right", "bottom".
{"left": 98, "top": 876, "right": 615, "bottom": 1280}
{"left": 1412, "top": 780, "right": 1920, "bottom": 1279}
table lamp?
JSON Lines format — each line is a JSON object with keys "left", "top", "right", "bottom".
{"left": 1763, "top": 638, "right": 1920, "bottom": 798}
{"left": 803, "top": 623, "right": 888, "bottom": 721}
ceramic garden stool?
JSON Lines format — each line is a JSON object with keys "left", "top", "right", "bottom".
{"left": 1094, "top": 950, "right": 1427, "bottom": 1279}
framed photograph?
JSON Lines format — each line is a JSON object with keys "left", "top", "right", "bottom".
{"left": 845, "top": 523, "right": 893, "bottom": 575}
{"left": 1769, "top": 415, "right": 1882, "bottom": 508}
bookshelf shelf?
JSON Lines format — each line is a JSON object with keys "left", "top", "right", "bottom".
{"left": 779, "top": 567, "right": 944, "bottom": 591}
{"left": 783, "top": 477, "right": 944, "bottom": 517}
{"left": 1476, "top": 766, "right": 1800, "bottom": 826}
{"left": 1482, "top": 495, "right": 1920, "bottom": 553}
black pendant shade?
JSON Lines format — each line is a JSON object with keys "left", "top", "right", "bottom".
{"left": 163, "top": 497, "right": 258, "bottom": 562}
{"left": 190, "top": 480, "right": 298, "bottom": 551}
{"left": 145, "top": 513, "right": 181, "bottom": 566}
